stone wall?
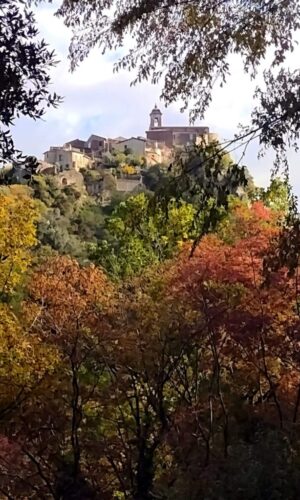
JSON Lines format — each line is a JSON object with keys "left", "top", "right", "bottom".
{"left": 116, "top": 178, "right": 141, "bottom": 192}
{"left": 146, "top": 126, "right": 209, "bottom": 148}
{"left": 56, "top": 169, "right": 86, "bottom": 190}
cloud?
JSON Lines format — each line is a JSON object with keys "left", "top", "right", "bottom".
{"left": 11, "top": 1, "right": 300, "bottom": 197}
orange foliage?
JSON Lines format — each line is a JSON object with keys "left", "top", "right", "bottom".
{"left": 26, "top": 256, "right": 116, "bottom": 350}
{"left": 0, "top": 257, "right": 119, "bottom": 498}
{"left": 167, "top": 202, "right": 300, "bottom": 425}
{"left": 2, "top": 202, "right": 300, "bottom": 498}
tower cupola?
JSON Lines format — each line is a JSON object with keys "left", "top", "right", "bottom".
{"left": 149, "top": 104, "right": 162, "bottom": 129}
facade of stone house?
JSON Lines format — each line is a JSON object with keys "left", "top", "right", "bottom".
{"left": 146, "top": 105, "right": 210, "bottom": 148}
{"left": 63, "top": 135, "right": 109, "bottom": 156}
{"left": 113, "top": 137, "right": 146, "bottom": 156}
{"left": 145, "top": 141, "right": 172, "bottom": 166}
{"left": 63, "top": 139, "right": 90, "bottom": 153}
{"left": 43, "top": 147, "right": 93, "bottom": 171}
{"left": 116, "top": 177, "right": 142, "bottom": 192}
{"left": 86, "top": 134, "right": 107, "bottom": 153}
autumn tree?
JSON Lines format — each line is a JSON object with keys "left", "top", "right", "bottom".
{"left": 12, "top": 256, "right": 117, "bottom": 498}
{"left": 1, "top": 256, "right": 195, "bottom": 498}
{"left": 0, "top": 190, "right": 39, "bottom": 297}
{"left": 2, "top": 196, "right": 300, "bottom": 498}
{"left": 88, "top": 200, "right": 300, "bottom": 498}
{"left": 0, "top": 190, "right": 60, "bottom": 497}
{"left": 159, "top": 201, "right": 300, "bottom": 498}
{"left": 121, "top": 164, "right": 137, "bottom": 176}
{"left": 80, "top": 267, "right": 198, "bottom": 499}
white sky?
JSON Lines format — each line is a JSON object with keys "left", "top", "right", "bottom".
{"left": 11, "top": 1, "right": 300, "bottom": 197}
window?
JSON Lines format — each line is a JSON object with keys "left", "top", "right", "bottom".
{"left": 65, "top": 163, "right": 69, "bottom": 169}
{"left": 72, "top": 161, "right": 76, "bottom": 169}
{"left": 58, "top": 154, "right": 62, "bottom": 161}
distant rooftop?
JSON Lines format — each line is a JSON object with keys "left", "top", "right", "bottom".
{"left": 117, "top": 136, "right": 146, "bottom": 143}
{"left": 113, "top": 136, "right": 127, "bottom": 142}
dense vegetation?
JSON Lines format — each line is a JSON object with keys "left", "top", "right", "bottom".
{"left": 1, "top": 0, "right": 300, "bottom": 498}
{"left": 0, "top": 154, "right": 298, "bottom": 499}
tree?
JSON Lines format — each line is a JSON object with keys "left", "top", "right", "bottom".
{"left": 55, "top": 0, "right": 300, "bottom": 155}
{"left": 92, "top": 269, "right": 196, "bottom": 499}
{"left": 0, "top": 190, "right": 38, "bottom": 297}
{"left": 90, "top": 200, "right": 300, "bottom": 498}
{"left": 260, "top": 177, "right": 290, "bottom": 213}
{"left": 0, "top": 303, "right": 59, "bottom": 498}
{"left": 0, "top": 0, "right": 61, "bottom": 164}
{"left": 2, "top": 198, "right": 300, "bottom": 498}
{"left": 0, "top": 190, "right": 60, "bottom": 497}
{"left": 0, "top": 256, "right": 116, "bottom": 498}
{"left": 216, "top": 197, "right": 280, "bottom": 244}
{"left": 158, "top": 201, "right": 300, "bottom": 498}
{"left": 74, "top": 202, "right": 106, "bottom": 241}
{"left": 157, "top": 141, "right": 249, "bottom": 244}
{"left": 29, "top": 175, "right": 107, "bottom": 262}
{"left": 121, "top": 164, "right": 137, "bottom": 176}
{"left": 89, "top": 192, "right": 197, "bottom": 278}
{"left": 142, "top": 165, "right": 169, "bottom": 192}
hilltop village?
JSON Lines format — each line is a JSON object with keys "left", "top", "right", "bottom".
{"left": 7, "top": 106, "right": 217, "bottom": 204}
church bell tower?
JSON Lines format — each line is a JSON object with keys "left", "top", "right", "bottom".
{"left": 149, "top": 104, "right": 162, "bottom": 129}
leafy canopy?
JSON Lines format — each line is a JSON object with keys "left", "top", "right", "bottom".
{"left": 0, "top": 0, "right": 61, "bottom": 164}
{"left": 90, "top": 192, "right": 197, "bottom": 278}
{"left": 0, "top": 190, "right": 38, "bottom": 296}
{"left": 1, "top": 197, "right": 300, "bottom": 498}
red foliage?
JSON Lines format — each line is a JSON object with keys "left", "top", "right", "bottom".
{"left": 167, "top": 202, "right": 300, "bottom": 423}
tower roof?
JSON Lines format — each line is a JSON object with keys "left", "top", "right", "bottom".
{"left": 150, "top": 104, "right": 162, "bottom": 115}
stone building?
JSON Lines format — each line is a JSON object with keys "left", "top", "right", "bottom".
{"left": 146, "top": 105, "right": 211, "bottom": 148}
{"left": 116, "top": 177, "right": 142, "bottom": 192}
{"left": 63, "top": 139, "right": 90, "bottom": 153}
{"left": 64, "top": 135, "right": 108, "bottom": 155}
{"left": 86, "top": 135, "right": 107, "bottom": 154}
{"left": 43, "top": 146, "right": 93, "bottom": 171}
{"left": 145, "top": 141, "right": 172, "bottom": 166}
{"left": 113, "top": 137, "right": 146, "bottom": 156}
